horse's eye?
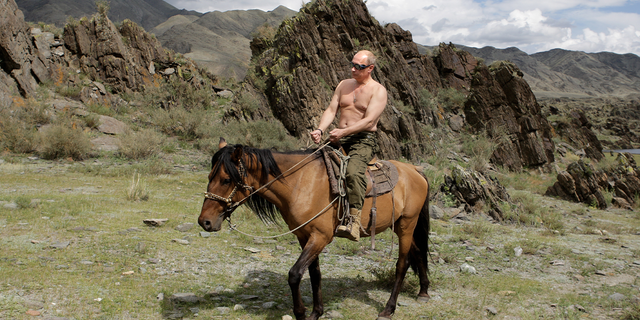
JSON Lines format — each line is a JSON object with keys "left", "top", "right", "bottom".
{"left": 222, "top": 178, "right": 231, "bottom": 185}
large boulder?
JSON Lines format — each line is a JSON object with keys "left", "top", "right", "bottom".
{"left": 441, "top": 165, "right": 513, "bottom": 221}
{"left": 552, "top": 110, "right": 604, "bottom": 161}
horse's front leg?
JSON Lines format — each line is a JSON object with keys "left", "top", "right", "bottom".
{"left": 289, "top": 238, "right": 326, "bottom": 320}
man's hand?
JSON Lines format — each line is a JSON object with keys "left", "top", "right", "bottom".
{"left": 329, "top": 128, "right": 346, "bottom": 143}
{"left": 310, "top": 129, "right": 322, "bottom": 144}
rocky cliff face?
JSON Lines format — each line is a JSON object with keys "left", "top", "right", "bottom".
{"left": 62, "top": 13, "right": 171, "bottom": 93}
{"left": 242, "top": 0, "right": 555, "bottom": 168}
{"left": 0, "top": 0, "right": 50, "bottom": 102}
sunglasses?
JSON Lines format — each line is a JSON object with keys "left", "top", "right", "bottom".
{"left": 350, "top": 61, "right": 371, "bottom": 70}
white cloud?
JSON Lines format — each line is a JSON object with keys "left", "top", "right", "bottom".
{"left": 164, "top": 0, "right": 640, "bottom": 55}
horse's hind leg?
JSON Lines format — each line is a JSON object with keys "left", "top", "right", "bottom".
{"left": 289, "top": 237, "right": 326, "bottom": 320}
{"left": 378, "top": 231, "right": 413, "bottom": 320}
{"left": 308, "top": 257, "right": 324, "bottom": 319}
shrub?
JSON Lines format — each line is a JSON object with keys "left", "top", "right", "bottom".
{"left": 127, "top": 173, "right": 149, "bottom": 201}
{"left": 37, "top": 124, "right": 92, "bottom": 160}
{"left": 153, "top": 107, "right": 207, "bottom": 140}
{"left": 461, "top": 132, "right": 496, "bottom": 173}
{"left": 437, "top": 87, "right": 466, "bottom": 112}
{"left": 0, "top": 119, "right": 38, "bottom": 153}
{"left": 118, "top": 129, "right": 165, "bottom": 160}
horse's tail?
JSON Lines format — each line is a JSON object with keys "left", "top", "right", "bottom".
{"left": 409, "top": 168, "right": 430, "bottom": 275}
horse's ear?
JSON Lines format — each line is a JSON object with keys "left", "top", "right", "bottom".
{"left": 231, "top": 145, "right": 243, "bottom": 162}
{"left": 218, "top": 137, "right": 227, "bottom": 149}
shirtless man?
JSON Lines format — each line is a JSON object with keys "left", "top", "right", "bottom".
{"left": 310, "top": 50, "right": 388, "bottom": 241}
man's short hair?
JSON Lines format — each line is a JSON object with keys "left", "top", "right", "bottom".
{"left": 359, "top": 50, "right": 376, "bottom": 66}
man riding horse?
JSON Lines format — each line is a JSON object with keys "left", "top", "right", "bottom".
{"left": 309, "top": 50, "right": 388, "bottom": 242}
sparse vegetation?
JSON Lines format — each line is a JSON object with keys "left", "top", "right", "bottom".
{"left": 37, "top": 124, "right": 92, "bottom": 160}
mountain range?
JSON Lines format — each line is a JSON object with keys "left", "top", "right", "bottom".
{"left": 15, "top": 0, "right": 640, "bottom": 98}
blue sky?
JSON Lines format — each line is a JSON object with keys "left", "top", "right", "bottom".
{"left": 165, "top": 0, "right": 640, "bottom": 56}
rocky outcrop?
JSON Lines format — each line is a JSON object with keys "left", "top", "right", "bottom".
{"left": 0, "top": 0, "right": 50, "bottom": 98}
{"left": 545, "top": 153, "right": 640, "bottom": 209}
{"left": 545, "top": 161, "right": 608, "bottom": 209}
{"left": 551, "top": 110, "right": 604, "bottom": 161}
{"left": 62, "top": 13, "right": 171, "bottom": 93}
{"left": 464, "top": 61, "right": 556, "bottom": 171}
{"left": 440, "top": 165, "right": 513, "bottom": 221}
{"left": 240, "top": 0, "right": 555, "bottom": 167}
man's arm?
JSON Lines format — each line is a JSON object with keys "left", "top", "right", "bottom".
{"left": 310, "top": 81, "right": 344, "bottom": 144}
{"left": 330, "top": 85, "right": 387, "bottom": 140}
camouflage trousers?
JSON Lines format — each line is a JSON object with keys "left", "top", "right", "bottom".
{"left": 340, "top": 132, "right": 380, "bottom": 210}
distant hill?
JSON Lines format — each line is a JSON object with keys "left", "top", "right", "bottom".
{"left": 152, "top": 6, "right": 296, "bottom": 80}
{"left": 15, "top": 0, "right": 201, "bottom": 31}
{"left": 419, "top": 44, "right": 640, "bottom": 99}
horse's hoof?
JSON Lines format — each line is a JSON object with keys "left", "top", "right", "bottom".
{"left": 417, "top": 295, "right": 431, "bottom": 303}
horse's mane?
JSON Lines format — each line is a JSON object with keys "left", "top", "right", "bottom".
{"left": 210, "top": 144, "right": 322, "bottom": 225}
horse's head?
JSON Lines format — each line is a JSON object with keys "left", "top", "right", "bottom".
{"left": 199, "top": 138, "right": 253, "bottom": 232}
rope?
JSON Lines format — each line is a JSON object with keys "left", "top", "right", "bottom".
{"left": 227, "top": 195, "right": 340, "bottom": 239}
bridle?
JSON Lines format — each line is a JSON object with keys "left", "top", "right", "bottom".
{"left": 202, "top": 141, "right": 332, "bottom": 224}
{"left": 203, "top": 160, "right": 254, "bottom": 216}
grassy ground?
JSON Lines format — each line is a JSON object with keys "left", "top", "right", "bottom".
{"left": 1, "top": 155, "right": 640, "bottom": 320}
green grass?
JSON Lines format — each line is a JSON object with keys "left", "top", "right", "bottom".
{"left": 2, "top": 157, "right": 640, "bottom": 319}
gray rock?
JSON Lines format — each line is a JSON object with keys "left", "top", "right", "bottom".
{"left": 200, "top": 231, "right": 211, "bottom": 238}
{"left": 172, "top": 239, "right": 189, "bottom": 245}
{"left": 244, "top": 247, "right": 261, "bottom": 253}
{"left": 460, "top": 263, "right": 477, "bottom": 274}
{"left": 325, "top": 310, "right": 344, "bottom": 318}
{"left": 93, "top": 81, "right": 107, "bottom": 95}
{"left": 514, "top": 246, "right": 523, "bottom": 257}
{"left": 3, "top": 202, "right": 18, "bottom": 210}
{"left": 429, "top": 205, "right": 444, "bottom": 220}
{"left": 175, "top": 223, "right": 194, "bottom": 232}
{"left": 148, "top": 258, "right": 160, "bottom": 264}
{"left": 143, "top": 219, "right": 168, "bottom": 227}
{"left": 233, "top": 304, "right": 245, "bottom": 311}
{"left": 282, "top": 316, "right": 294, "bottom": 320}
{"left": 262, "top": 301, "right": 277, "bottom": 309}
{"left": 170, "top": 292, "right": 199, "bottom": 304}
{"left": 239, "top": 295, "right": 259, "bottom": 300}
{"left": 486, "top": 306, "right": 498, "bottom": 315}
{"left": 216, "top": 307, "right": 230, "bottom": 314}
{"left": 97, "top": 115, "right": 127, "bottom": 135}
{"left": 217, "top": 90, "right": 233, "bottom": 99}
{"left": 449, "top": 114, "right": 464, "bottom": 132}
{"left": 163, "top": 68, "right": 175, "bottom": 75}
{"left": 609, "top": 293, "right": 626, "bottom": 301}
{"left": 50, "top": 241, "right": 70, "bottom": 249}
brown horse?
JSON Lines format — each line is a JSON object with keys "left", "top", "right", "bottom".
{"left": 198, "top": 138, "right": 430, "bottom": 320}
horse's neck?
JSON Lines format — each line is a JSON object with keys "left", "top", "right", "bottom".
{"left": 261, "top": 152, "right": 322, "bottom": 200}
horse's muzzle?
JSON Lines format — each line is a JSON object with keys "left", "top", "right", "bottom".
{"left": 198, "top": 214, "right": 224, "bottom": 232}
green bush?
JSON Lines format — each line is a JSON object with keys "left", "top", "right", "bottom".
{"left": 437, "top": 87, "right": 466, "bottom": 111}
{"left": 37, "top": 124, "right": 92, "bottom": 160}
{"left": 0, "top": 119, "right": 38, "bottom": 153}
{"left": 153, "top": 107, "right": 208, "bottom": 140}
{"left": 118, "top": 128, "right": 165, "bottom": 160}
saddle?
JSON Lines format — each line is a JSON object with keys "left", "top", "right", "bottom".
{"left": 321, "top": 147, "right": 399, "bottom": 198}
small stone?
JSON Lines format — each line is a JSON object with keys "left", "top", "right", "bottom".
{"left": 175, "top": 223, "right": 194, "bottom": 232}
{"left": 170, "top": 292, "right": 199, "bottom": 304}
{"left": 122, "top": 270, "right": 134, "bottom": 275}
{"left": 595, "top": 270, "right": 607, "bottom": 276}
{"left": 189, "top": 307, "right": 199, "bottom": 314}
{"left": 245, "top": 247, "right": 261, "bottom": 253}
{"left": 216, "top": 307, "right": 230, "bottom": 314}
{"left": 50, "top": 241, "right": 70, "bottom": 249}
{"left": 239, "top": 295, "right": 259, "bottom": 300}
{"left": 3, "top": 202, "right": 18, "bottom": 210}
{"left": 460, "top": 263, "right": 477, "bottom": 274}
{"left": 25, "top": 310, "right": 41, "bottom": 316}
{"left": 609, "top": 293, "right": 626, "bottom": 301}
{"left": 157, "top": 293, "right": 164, "bottom": 301}
{"left": 200, "top": 231, "right": 211, "bottom": 238}
{"left": 275, "top": 245, "right": 286, "bottom": 251}
{"left": 262, "top": 301, "right": 277, "bottom": 309}
{"left": 465, "top": 257, "right": 474, "bottom": 262}
{"left": 31, "top": 240, "right": 40, "bottom": 244}
{"left": 233, "top": 304, "right": 245, "bottom": 311}
{"left": 282, "top": 316, "right": 293, "bottom": 320}
{"left": 325, "top": 310, "right": 344, "bottom": 318}
{"left": 573, "top": 304, "right": 586, "bottom": 312}
{"left": 514, "top": 246, "right": 523, "bottom": 257}
{"left": 79, "top": 260, "right": 94, "bottom": 265}
{"left": 550, "top": 260, "right": 565, "bottom": 266}
{"left": 148, "top": 258, "right": 161, "bottom": 264}
{"left": 486, "top": 306, "right": 498, "bottom": 315}
{"left": 632, "top": 261, "right": 640, "bottom": 266}
{"left": 573, "top": 274, "right": 585, "bottom": 281}
{"left": 172, "top": 239, "right": 189, "bottom": 245}
{"left": 163, "top": 68, "right": 175, "bottom": 75}
{"left": 143, "top": 219, "right": 168, "bottom": 227}
{"left": 429, "top": 205, "right": 444, "bottom": 220}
